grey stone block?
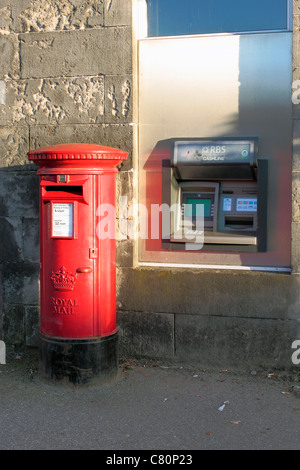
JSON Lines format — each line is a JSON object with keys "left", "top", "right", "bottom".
{"left": 25, "top": 305, "right": 39, "bottom": 347}
{"left": 1, "top": 1, "right": 106, "bottom": 33}
{"left": 116, "top": 169, "right": 134, "bottom": 214}
{"left": 175, "top": 315, "right": 299, "bottom": 369}
{"left": 0, "top": 172, "right": 39, "bottom": 218}
{"left": 0, "top": 126, "right": 30, "bottom": 169}
{"left": 22, "top": 265, "right": 39, "bottom": 306}
{"left": 20, "top": 27, "right": 132, "bottom": 79}
{"left": 0, "top": 217, "right": 23, "bottom": 263}
{"left": 293, "top": 30, "right": 300, "bottom": 65}
{"left": 294, "top": 3, "right": 300, "bottom": 17}
{"left": 22, "top": 218, "right": 39, "bottom": 264}
{"left": 0, "top": 1, "right": 31, "bottom": 33}
{"left": 0, "top": 263, "right": 24, "bottom": 305}
{"left": 117, "top": 310, "right": 174, "bottom": 359}
{"left": 117, "top": 267, "right": 296, "bottom": 320}
{"left": 116, "top": 239, "right": 134, "bottom": 267}
{"left": 293, "top": 120, "right": 300, "bottom": 171}
{"left": 17, "top": 0, "right": 104, "bottom": 33}
{"left": 105, "top": 75, "right": 133, "bottom": 123}
{"left": 292, "top": 172, "right": 300, "bottom": 222}
{"left": 0, "top": 77, "right": 105, "bottom": 126}
{"left": 3, "top": 303, "right": 24, "bottom": 345}
{"left": 292, "top": 222, "right": 300, "bottom": 273}
{"left": 0, "top": 33, "right": 20, "bottom": 79}
{"left": 0, "top": 258, "right": 39, "bottom": 308}
{"left": 104, "top": 0, "right": 132, "bottom": 27}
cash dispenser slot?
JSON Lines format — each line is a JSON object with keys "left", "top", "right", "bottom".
{"left": 224, "top": 216, "right": 254, "bottom": 229}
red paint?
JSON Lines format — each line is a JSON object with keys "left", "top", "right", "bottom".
{"left": 28, "top": 143, "right": 128, "bottom": 339}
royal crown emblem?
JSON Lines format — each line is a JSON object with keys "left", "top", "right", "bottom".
{"left": 51, "top": 266, "right": 77, "bottom": 291}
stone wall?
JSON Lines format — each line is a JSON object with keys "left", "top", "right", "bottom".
{"left": 0, "top": 0, "right": 135, "bottom": 348}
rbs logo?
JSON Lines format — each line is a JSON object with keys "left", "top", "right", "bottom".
{"left": 201, "top": 145, "right": 226, "bottom": 154}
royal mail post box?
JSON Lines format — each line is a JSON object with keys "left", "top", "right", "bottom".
{"left": 28, "top": 143, "right": 128, "bottom": 384}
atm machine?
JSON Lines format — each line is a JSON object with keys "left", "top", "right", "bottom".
{"left": 167, "top": 138, "right": 268, "bottom": 252}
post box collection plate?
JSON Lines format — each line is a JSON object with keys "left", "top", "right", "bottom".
{"left": 51, "top": 203, "right": 74, "bottom": 238}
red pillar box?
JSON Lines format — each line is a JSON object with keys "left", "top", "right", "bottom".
{"left": 28, "top": 143, "right": 128, "bottom": 385}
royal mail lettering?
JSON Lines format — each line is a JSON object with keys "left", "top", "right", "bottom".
{"left": 51, "top": 297, "right": 79, "bottom": 315}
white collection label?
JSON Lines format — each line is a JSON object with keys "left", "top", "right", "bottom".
{"left": 52, "top": 203, "right": 73, "bottom": 237}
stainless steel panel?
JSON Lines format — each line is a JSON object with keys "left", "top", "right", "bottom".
{"left": 138, "top": 32, "right": 292, "bottom": 267}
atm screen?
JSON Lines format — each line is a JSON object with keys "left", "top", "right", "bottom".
{"left": 186, "top": 198, "right": 211, "bottom": 217}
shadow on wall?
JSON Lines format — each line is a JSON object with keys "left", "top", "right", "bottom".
{"left": 0, "top": 163, "right": 40, "bottom": 348}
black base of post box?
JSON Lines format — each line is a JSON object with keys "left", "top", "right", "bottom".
{"left": 39, "top": 332, "right": 119, "bottom": 385}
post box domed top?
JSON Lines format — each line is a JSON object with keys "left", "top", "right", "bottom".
{"left": 28, "top": 143, "right": 128, "bottom": 161}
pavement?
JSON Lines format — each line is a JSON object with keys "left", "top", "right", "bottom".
{"left": 0, "top": 349, "right": 300, "bottom": 452}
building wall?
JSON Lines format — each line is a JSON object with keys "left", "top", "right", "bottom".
{"left": 0, "top": 0, "right": 300, "bottom": 370}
